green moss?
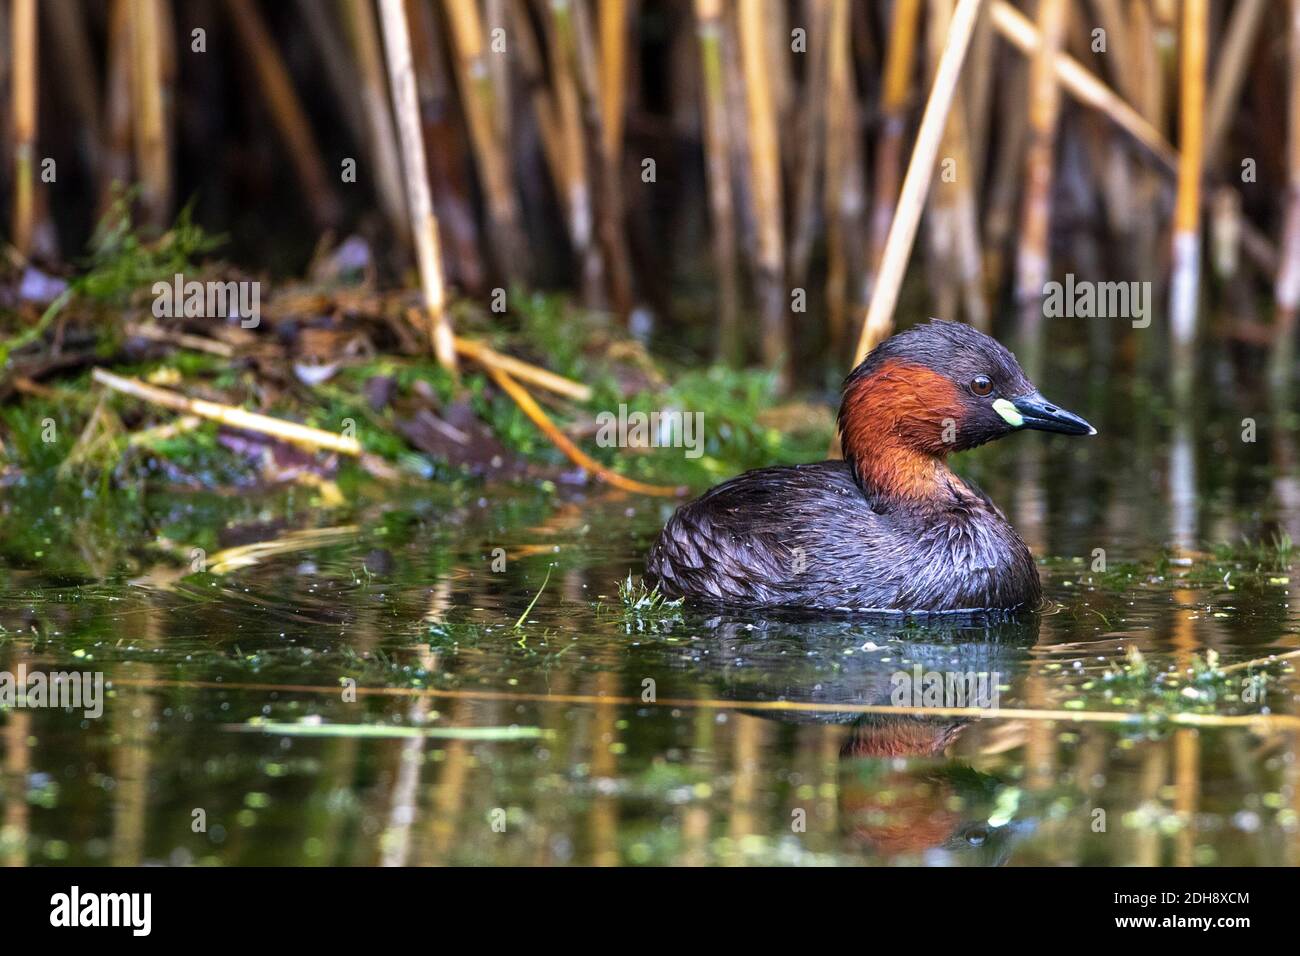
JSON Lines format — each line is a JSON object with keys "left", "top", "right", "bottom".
{"left": 75, "top": 193, "right": 224, "bottom": 306}
{"left": 1, "top": 193, "right": 223, "bottom": 366}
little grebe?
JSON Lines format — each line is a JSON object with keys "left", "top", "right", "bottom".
{"left": 645, "top": 320, "right": 1095, "bottom": 612}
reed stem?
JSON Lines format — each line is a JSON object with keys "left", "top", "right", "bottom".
{"left": 559, "top": 0, "right": 636, "bottom": 319}
{"left": 928, "top": 0, "right": 986, "bottom": 329}
{"left": 92, "top": 368, "right": 364, "bottom": 456}
{"left": 1170, "top": 0, "right": 1207, "bottom": 398}
{"left": 787, "top": 0, "right": 831, "bottom": 293}
{"left": 823, "top": 0, "right": 868, "bottom": 356}
{"left": 9, "top": 0, "right": 37, "bottom": 257}
{"left": 850, "top": 0, "right": 983, "bottom": 369}
{"left": 1014, "top": 0, "right": 1067, "bottom": 377}
{"left": 444, "top": 0, "right": 528, "bottom": 280}
{"left": 484, "top": 365, "right": 684, "bottom": 497}
{"left": 867, "top": 0, "right": 922, "bottom": 297}
{"left": 100, "top": 0, "right": 133, "bottom": 220}
{"left": 694, "top": 0, "right": 742, "bottom": 364}
{"left": 377, "top": 0, "right": 458, "bottom": 373}
{"left": 598, "top": 0, "right": 628, "bottom": 166}
{"left": 1273, "top": 0, "right": 1300, "bottom": 390}
{"left": 738, "top": 0, "right": 789, "bottom": 389}
{"left": 540, "top": 0, "right": 604, "bottom": 304}
{"left": 339, "top": 0, "right": 409, "bottom": 239}
{"left": 1204, "top": 0, "right": 1268, "bottom": 168}
{"left": 990, "top": 0, "right": 1176, "bottom": 173}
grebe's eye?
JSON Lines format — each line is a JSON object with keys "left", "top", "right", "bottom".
{"left": 971, "top": 375, "right": 993, "bottom": 396}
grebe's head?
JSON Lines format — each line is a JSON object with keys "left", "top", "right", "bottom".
{"left": 839, "top": 320, "right": 1094, "bottom": 498}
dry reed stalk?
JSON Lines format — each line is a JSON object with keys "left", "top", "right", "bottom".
{"left": 339, "top": 0, "right": 409, "bottom": 238}
{"left": 107, "top": 674, "right": 1300, "bottom": 733}
{"left": 157, "top": 0, "right": 177, "bottom": 149}
{"left": 484, "top": 0, "right": 512, "bottom": 145}
{"left": 1210, "top": 186, "right": 1241, "bottom": 282}
{"left": 129, "top": 0, "right": 170, "bottom": 227}
{"left": 451, "top": 334, "right": 592, "bottom": 401}
{"left": 444, "top": 0, "right": 528, "bottom": 279}
{"left": 534, "top": 0, "right": 604, "bottom": 304}
{"left": 511, "top": 3, "right": 567, "bottom": 197}
{"left": 125, "top": 323, "right": 236, "bottom": 358}
{"left": 100, "top": 0, "right": 133, "bottom": 220}
{"left": 850, "top": 0, "right": 983, "bottom": 370}
{"left": 990, "top": 1, "right": 1176, "bottom": 173}
{"left": 964, "top": 3, "right": 994, "bottom": 188}
{"left": 558, "top": 0, "right": 636, "bottom": 319}
{"left": 738, "top": 0, "right": 789, "bottom": 388}
{"left": 694, "top": 0, "right": 742, "bottom": 364}
{"left": 927, "top": 0, "right": 986, "bottom": 330}
{"left": 1151, "top": 0, "right": 1179, "bottom": 121}
{"left": 1090, "top": 0, "right": 1136, "bottom": 101}
{"left": 722, "top": 3, "right": 754, "bottom": 267}
{"left": 202, "top": 525, "right": 364, "bottom": 574}
{"left": 598, "top": 0, "right": 628, "bottom": 165}
{"left": 1127, "top": 0, "right": 1158, "bottom": 118}
{"left": 224, "top": 0, "right": 337, "bottom": 228}
{"left": 483, "top": 365, "right": 685, "bottom": 497}
{"left": 1013, "top": 0, "right": 1067, "bottom": 377}
{"left": 787, "top": 0, "right": 831, "bottom": 292}
{"left": 378, "top": 0, "right": 458, "bottom": 373}
{"left": 127, "top": 415, "right": 203, "bottom": 447}
{"left": 1204, "top": 0, "right": 1268, "bottom": 166}
{"left": 1076, "top": 2, "right": 1133, "bottom": 238}
{"left": 867, "top": 0, "right": 922, "bottom": 295}
{"left": 92, "top": 368, "right": 364, "bottom": 456}
{"left": 822, "top": 0, "right": 868, "bottom": 355}
{"left": 1126, "top": 0, "right": 1168, "bottom": 335}
{"left": 1170, "top": 0, "right": 1207, "bottom": 394}
{"left": 924, "top": 1, "right": 958, "bottom": 321}
{"left": 764, "top": 0, "right": 793, "bottom": 176}
{"left": 1273, "top": 0, "right": 1300, "bottom": 389}
{"left": 9, "top": 0, "right": 36, "bottom": 256}
{"left": 405, "top": 0, "right": 487, "bottom": 290}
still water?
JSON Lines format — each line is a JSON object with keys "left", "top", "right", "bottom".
{"left": 1, "top": 381, "right": 1299, "bottom": 866}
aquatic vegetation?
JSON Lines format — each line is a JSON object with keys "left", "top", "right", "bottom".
{"left": 1043, "top": 539, "right": 1297, "bottom": 597}
{"left": 617, "top": 573, "right": 683, "bottom": 613}
{"left": 514, "top": 564, "right": 554, "bottom": 628}
{"left": 596, "top": 573, "right": 685, "bottom": 634}
{"left": 1211, "top": 533, "right": 1294, "bottom": 571}
{"left": 1072, "top": 646, "right": 1280, "bottom": 716}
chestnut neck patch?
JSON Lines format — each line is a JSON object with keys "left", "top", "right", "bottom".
{"left": 838, "top": 359, "right": 967, "bottom": 505}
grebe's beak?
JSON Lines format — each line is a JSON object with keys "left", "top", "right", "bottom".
{"left": 994, "top": 392, "right": 1096, "bottom": 436}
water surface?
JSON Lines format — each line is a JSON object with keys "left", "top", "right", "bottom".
{"left": 2, "top": 381, "right": 1299, "bottom": 866}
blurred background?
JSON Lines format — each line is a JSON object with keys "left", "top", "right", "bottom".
{"left": 3, "top": 0, "right": 1294, "bottom": 390}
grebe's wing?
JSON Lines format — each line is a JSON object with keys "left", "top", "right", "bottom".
{"left": 645, "top": 462, "right": 864, "bottom": 605}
